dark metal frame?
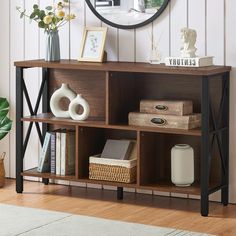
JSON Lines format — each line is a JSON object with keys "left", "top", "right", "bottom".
{"left": 85, "top": 0, "right": 170, "bottom": 29}
{"left": 201, "top": 73, "right": 230, "bottom": 216}
{"left": 16, "top": 66, "right": 230, "bottom": 216}
{"left": 16, "top": 67, "right": 50, "bottom": 193}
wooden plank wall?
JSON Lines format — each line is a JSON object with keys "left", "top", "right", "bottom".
{"left": 1, "top": 0, "right": 236, "bottom": 202}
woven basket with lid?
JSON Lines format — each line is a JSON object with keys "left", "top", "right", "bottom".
{"left": 0, "top": 153, "right": 6, "bottom": 188}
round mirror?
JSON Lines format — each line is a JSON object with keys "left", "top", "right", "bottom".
{"left": 85, "top": 0, "right": 170, "bottom": 29}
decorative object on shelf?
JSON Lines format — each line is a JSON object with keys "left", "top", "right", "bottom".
{"left": 16, "top": 1, "right": 76, "bottom": 62}
{"left": 50, "top": 83, "right": 76, "bottom": 118}
{"left": 140, "top": 100, "right": 193, "bottom": 116}
{"left": 0, "top": 97, "right": 12, "bottom": 188}
{"left": 180, "top": 28, "right": 197, "bottom": 58}
{"left": 101, "top": 140, "right": 133, "bottom": 160}
{"left": 78, "top": 27, "right": 108, "bottom": 63}
{"left": 171, "top": 144, "right": 194, "bottom": 187}
{"left": 69, "top": 94, "right": 90, "bottom": 121}
{"left": 85, "top": 0, "right": 170, "bottom": 29}
{"left": 0, "top": 153, "right": 6, "bottom": 188}
{"left": 149, "top": 32, "right": 163, "bottom": 64}
{"left": 165, "top": 27, "right": 213, "bottom": 67}
{"left": 129, "top": 112, "right": 201, "bottom": 130}
{"left": 89, "top": 141, "right": 137, "bottom": 183}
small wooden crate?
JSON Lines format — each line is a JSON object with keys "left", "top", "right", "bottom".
{"left": 89, "top": 155, "right": 137, "bottom": 183}
{"left": 129, "top": 112, "right": 201, "bottom": 130}
{"left": 140, "top": 100, "right": 193, "bottom": 116}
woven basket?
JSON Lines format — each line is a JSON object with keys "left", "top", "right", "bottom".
{"left": 89, "top": 155, "right": 137, "bottom": 183}
{"left": 0, "top": 153, "right": 6, "bottom": 188}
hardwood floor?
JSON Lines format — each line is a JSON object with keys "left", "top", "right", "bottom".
{"left": 0, "top": 179, "right": 236, "bottom": 235}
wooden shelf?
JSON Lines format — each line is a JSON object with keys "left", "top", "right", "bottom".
{"left": 22, "top": 113, "right": 202, "bottom": 136}
{"left": 140, "top": 182, "right": 201, "bottom": 195}
{"left": 14, "top": 59, "right": 231, "bottom": 76}
{"left": 21, "top": 168, "right": 77, "bottom": 181}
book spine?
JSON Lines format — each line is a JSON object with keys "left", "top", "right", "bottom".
{"left": 37, "top": 132, "right": 51, "bottom": 173}
{"left": 50, "top": 132, "right": 56, "bottom": 174}
{"left": 66, "top": 133, "right": 76, "bottom": 175}
{"left": 56, "top": 132, "right": 61, "bottom": 175}
{"left": 60, "top": 133, "right": 66, "bottom": 176}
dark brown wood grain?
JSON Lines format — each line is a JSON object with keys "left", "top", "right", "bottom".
{"left": 17, "top": 59, "right": 228, "bottom": 196}
{"left": 14, "top": 59, "right": 231, "bottom": 76}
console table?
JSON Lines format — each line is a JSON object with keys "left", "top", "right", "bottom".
{"left": 14, "top": 60, "right": 231, "bottom": 216}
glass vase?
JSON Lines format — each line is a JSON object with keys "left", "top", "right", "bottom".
{"left": 45, "top": 30, "right": 60, "bottom": 62}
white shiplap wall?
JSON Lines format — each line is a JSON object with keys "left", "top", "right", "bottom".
{"left": 1, "top": 0, "right": 236, "bottom": 202}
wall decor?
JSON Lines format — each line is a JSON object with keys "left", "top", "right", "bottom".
{"left": 50, "top": 83, "right": 76, "bottom": 118}
{"left": 165, "top": 27, "right": 213, "bottom": 67}
{"left": 69, "top": 94, "right": 90, "bottom": 121}
{"left": 171, "top": 144, "right": 194, "bottom": 187}
{"left": 85, "top": 0, "right": 170, "bottom": 29}
{"left": 17, "top": 1, "right": 76, "bottom": 61}
{"left": 78, "top": 27, "right": 107, "bottom": 62}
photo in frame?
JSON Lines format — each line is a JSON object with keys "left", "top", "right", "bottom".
{"left": 78, "top": 27, "right": 107, "bottom": 62}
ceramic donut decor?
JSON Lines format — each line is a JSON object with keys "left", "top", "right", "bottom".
{"left": 50, "top": 83, "right": 76, "bottom": 118}
{"left": 69, "top": 94, "right": 90, "bottom": 121}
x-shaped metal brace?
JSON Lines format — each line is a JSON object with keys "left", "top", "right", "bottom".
{"left": 22, "top": 76, "right": 47, "bottom": 158}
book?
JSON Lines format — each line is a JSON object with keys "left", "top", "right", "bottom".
{"left": 101, "top": 139, "right": 133, "bottom": 160}
{"left": 37, "top": 132, "right": 51, "bottom": 173}
{"left": 50, "top": 132, "right": 56, "bottom": 174}
{"left": 165, "top": 56, "right": 213, "bottom": 67}
{"left": 61, "top": 130, "right": 76, "bottom": 176}
{"left": 56, "top": 132, "right": 61, "bottom": 175}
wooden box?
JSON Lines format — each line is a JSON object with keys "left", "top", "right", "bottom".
{"left": 129, "top": 112, "right": 201, "bottom": 130}
{"left": 140, "top": 100, "right": 193, "bottom": 116}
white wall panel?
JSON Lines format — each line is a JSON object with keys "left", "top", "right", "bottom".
{"left": 188, "top": 0, "right": 206, "bottom": 56}
{"left": 0, "top": 1, "right": 10, "bottom": 177}
{"left": 169, "top": 0, "right": 188, "bottom": 57}
{"left": 2, "top": 0, "right": 236, "bottom": 203}
{"left": 135, "top": 25, "right": 152, "bottom": 62}
{"left": 70, "top": 0, "right": 85, "bottom": 59}
{"left": 118, "top": 29, "right": 135, "bottom": 61}
{"left": 207, "top": 0, "right": 224, "bottom": 65}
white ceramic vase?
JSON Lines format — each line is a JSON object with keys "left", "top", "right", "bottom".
{"left": 69, "top": 94, "right": 90, "bottom": 121}
{"left": 50, "top": 83, "right": 76, "bottom": 118}
{"left": 171, "top": 144, "right": 194, "bottom": 187}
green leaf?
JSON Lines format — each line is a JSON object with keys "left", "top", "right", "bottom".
{"left": 33, "top": 4, "right": 39, "bottom": 9}
{"left": 0, "top": 98, "right": 9, "bottom": 119}
{"left": 38, "top": 21, "right": 46, "bottom": 28}
{"left": 45, "top": 6, "right": 53, "bottom": 11}
{"left": 0, "top": 117, "right": 12, "bottom": 140}
{"left": 34, "top": 8, "right": 40, "bottom": 16}
{"left": 39, "top": 10, "right": 46, "bottom": 20}
{"left": 30, "top": 12, "right": 36, "bottom": 19}
{"left": 0, "top": 98, "right": 12, "bottom": 141}
{"left": 20, "top": 12, "right": 25, "bottom": 19}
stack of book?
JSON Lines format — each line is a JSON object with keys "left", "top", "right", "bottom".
{"left": 37, "top": 129, "right": 75, "bottom": 176}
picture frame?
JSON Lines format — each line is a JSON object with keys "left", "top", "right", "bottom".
{"left": 78, "top": 27, "right": 107, "bottom": 62}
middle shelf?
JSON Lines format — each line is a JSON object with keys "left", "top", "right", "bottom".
{"left": 22, "top": 113, "right": 202, "bottom": 136}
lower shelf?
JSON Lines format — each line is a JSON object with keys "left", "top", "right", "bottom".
{"left": 21, "top": 168, "right": 206, "bottom": 195}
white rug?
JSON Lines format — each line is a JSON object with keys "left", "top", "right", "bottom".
{"left": 0, "top": 204, "right": 212, "bottom": 236}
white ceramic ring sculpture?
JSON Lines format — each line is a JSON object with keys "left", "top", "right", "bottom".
{"left": 50, "top": 83, "right": 76, "bottom": 118}
{"left": 69, "top": 94, "right": 90, "bottom": 121}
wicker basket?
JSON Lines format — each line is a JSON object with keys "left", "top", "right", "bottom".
{"left": 0, "top": 153, "right": 6, "bottom": 188}
{"left": 89, "top": 155, "right": 137, "bottom": 183}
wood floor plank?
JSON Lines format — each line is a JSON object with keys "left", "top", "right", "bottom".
{"left": 0, "top": 179, "right": 236, "bottom": 235}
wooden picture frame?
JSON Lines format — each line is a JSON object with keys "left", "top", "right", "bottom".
{"left": 78, "top": 27, "right": 107, "bottom": 62}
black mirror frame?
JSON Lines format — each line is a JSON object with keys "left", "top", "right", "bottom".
{"left": 85, "top": 0, "right": 170, "bottom": 29}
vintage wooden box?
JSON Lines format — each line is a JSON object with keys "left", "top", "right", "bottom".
{"left": 129, "top": 112, "right": 201, "bottom": 130}
{"left": 140, "top": 100, "right": 193, "bottom": 116}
